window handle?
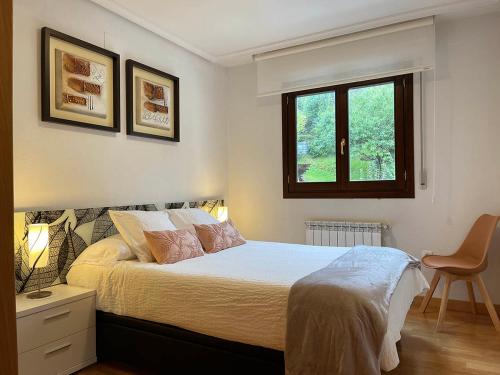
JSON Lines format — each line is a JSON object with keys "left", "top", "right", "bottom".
{"left": 340, "top": 138, "right": 346, "bottom": 156}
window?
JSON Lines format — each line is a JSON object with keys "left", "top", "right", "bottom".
{"left": 282, "top": 74, "right": 414, "bottom": 198}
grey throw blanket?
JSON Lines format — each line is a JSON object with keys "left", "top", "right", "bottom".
{"left": 285, "top": 246, "right": 419, "bottom": 375}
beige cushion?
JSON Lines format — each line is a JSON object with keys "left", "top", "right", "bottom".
{"left": 109, "top": 210, "right": 177, "bottom": 262}
{"left": 166, "top": 208, "right": 219, "bottom": 233}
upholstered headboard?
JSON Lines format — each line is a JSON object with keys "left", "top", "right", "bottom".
{"left": 14, "top": 200, "right": 223, "bottom": 293}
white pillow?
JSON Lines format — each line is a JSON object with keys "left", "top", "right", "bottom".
{"left": 109, "top": 210, "right": 177, "bottom": 262}
{"left": 72, "top": 234, "right": 135, "bottom": 267}
{"left": 166, "top": 208, "right": 219, "bottom": 233}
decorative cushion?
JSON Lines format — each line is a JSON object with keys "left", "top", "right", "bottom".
{"left": 144, "top": 229, "right": 205, "bottom": 264}
{"left": 166, "top": 208, "right": 219, "bottom": 233}
{"left": 109, "top": 210, "right": 177, "bottom": 262}
{"left": 194, "top": 220, "right": 246, "bottom": 253}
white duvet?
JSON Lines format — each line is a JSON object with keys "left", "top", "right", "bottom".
{"left": 66, "top": 240, "right": 428, "bottom": 371}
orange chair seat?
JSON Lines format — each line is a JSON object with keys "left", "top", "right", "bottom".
{"left": 422, "top": 254, "right": 484, "bottom": 275}
{"left": 419, "top": 215, "right": 500, "bottom": 332}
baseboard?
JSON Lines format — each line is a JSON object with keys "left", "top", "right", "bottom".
{"left": 412, "top": 295, "right": 500, "bottom": 315}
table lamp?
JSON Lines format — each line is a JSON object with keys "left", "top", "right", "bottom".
{"left": 217, "top": 206, "right": 229, "bottom": 222}
{"left": 27, "top": 223, "right": 52, "bottom": 299}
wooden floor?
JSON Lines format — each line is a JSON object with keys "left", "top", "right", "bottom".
{"left": 388, "top": 309, "right": 500, "bottom": 375}
{"left": 79, "top": 307, "right": 500, "bottom": 375}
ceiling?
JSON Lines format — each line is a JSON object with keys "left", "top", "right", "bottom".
{"left": 90, "top": 0, "right": 499, "bottom": 66}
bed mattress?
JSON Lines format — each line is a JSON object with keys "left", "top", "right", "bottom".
{"left": 66, "top": 240, "right": 428, "bottom": 371}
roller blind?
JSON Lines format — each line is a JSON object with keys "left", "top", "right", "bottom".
{"left": 255, "top": 17, "right": 435, "bottom": 97}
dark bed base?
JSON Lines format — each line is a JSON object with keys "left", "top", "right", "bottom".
{"left": 96, "top": 311, "right": 285, "bottom": 374}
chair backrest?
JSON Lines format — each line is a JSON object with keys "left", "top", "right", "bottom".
{"left": 456, "top": 214, "right": 499, "bottom": 266}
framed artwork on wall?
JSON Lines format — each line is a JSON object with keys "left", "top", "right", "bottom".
{"left": 126, "top": 59, "right": 180, "bottom": 141}
{"left": 41, "top": 27, "right": 120, "bottom": 132}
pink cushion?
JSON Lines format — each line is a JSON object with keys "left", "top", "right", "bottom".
{"left": 194, "top": 220, "right": 246, "bottom": 253}
{"left": 144, "top": 229, "right": 204, "bottom": 264}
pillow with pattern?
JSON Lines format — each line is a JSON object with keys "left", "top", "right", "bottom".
{"left": 144, "top": 229, "right": 204, "bottom": 264}
{"left": 194, "top": 220, "right": 246, "bottom": 253}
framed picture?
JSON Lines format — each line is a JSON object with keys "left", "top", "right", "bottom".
{"left": 126, "top": 59, "right": 179, "bottom": 142}
{"left": 41, "top": 27, "right": 120, "bottom": 132}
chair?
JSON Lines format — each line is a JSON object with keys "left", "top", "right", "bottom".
{"left": 419, "top": 214, "right": 500, "bottom": 332}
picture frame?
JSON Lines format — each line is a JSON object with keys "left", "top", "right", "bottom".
{"left": 41, "top": 27, "right": 120, "bottom": 132}
{"left": 126, "top": 59, "right": 180, "bottom": 142}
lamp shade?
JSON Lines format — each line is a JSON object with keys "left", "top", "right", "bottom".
{"left": 28, "top": 224, "right": 49, "bottom": 269}
{"left": 217, "top": 206, "right": 229, "bottom": 222}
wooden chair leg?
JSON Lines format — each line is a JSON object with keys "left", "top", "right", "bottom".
{"left": 419, "top": 271, "right": 441, "bottom": 313}
{"left": 475, "top": 275, "right": 500, "bottom": 332}
{"left": 436, "top": 274, "right": 452, "bottom": 332}
{"left": 466, "top": 281, "right": 477, "bottom": 315}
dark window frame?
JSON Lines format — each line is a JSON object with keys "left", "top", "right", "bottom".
{"left": 282, "top": 74, "right": 414, "bottom": 199}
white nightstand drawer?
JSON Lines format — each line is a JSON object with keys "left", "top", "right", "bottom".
{"left": 17, "top": 296, "right": 95, "bottom": 353}
{"left": 18, "top": 328, "right": 96, "bottom": 375}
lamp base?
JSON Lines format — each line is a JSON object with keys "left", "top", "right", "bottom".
{"left": 27, "top": 290, "right": 52, "bottom": 299}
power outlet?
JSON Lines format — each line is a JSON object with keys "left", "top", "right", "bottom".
{"left": 421, "top": 250, "right": 433, "bottom": 258}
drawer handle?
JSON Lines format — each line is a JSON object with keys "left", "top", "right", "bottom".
{"left": 44, "top": 342, "right": 72, "bottom": 356}
{"left": 44, "top": 309, "right": 71, "bottom": 321}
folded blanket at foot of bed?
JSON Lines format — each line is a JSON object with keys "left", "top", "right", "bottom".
{"left": 285, "top": 245, "right": 420, "bottom": 375}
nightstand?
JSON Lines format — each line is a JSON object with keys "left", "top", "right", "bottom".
{"left": 16, "top": 284, "right": 97, "bottom": 375}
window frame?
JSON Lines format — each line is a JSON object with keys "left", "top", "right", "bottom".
{"left": 282, "top": 74, "right": 414, "bottom": 199}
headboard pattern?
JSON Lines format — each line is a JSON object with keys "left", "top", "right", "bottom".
{"left": 14, "top": 200, "right": 223, "bottom": 293}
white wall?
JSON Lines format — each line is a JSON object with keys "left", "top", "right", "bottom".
{"left": 13, "top": 1, "right": 500, "bottom": 303}
{"left": 226, "top": 12, "right": 500, "bottom": 303}
{"left": 13, "top": 0, "right": 228, "bottom": 211}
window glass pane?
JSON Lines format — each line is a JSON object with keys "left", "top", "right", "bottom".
{"left": 348, "top": 82, "right": 395, "bottom": 181}
{"left": 296, "top": 91, "right": 336, "bottom": 182}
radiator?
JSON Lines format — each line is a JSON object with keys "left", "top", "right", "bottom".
{"left": 305, "top": 221, "right": 389, "bottom": 247}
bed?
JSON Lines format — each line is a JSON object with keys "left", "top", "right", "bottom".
{"left": 67, "top": 240, "right": 428, "bottom": 373}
